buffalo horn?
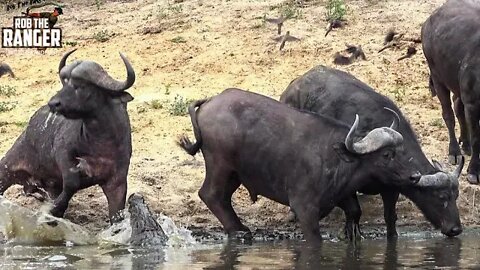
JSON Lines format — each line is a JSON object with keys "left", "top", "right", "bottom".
{"left": 415, "top": 172, "right": 450, "bottom": 187}
{"left": 58, "top": 49, "right": 77, "bottom": 84}
{"left": 67, "top": 53, "right": 135, "bottom": 92}
{"left": 344, "top": 114, "right": 359, "bottom": 153}
{"left": 416, "top": 156, "right": 464, "bottom": 187}
{"left": 345, "top": 114, "right": 404, "bottom": 154}
{"left": 431, "top": 159, "right": 444, "bottom": 171}
{"left": 383, "top": 107, "right": 400, "bottom": 130}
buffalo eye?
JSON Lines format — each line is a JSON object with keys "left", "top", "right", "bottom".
{"left": 439, "top": 193, "right": 449, "bottom": 201}
{"left": 443, "top": 201, "right": 448, "bottom": 208}
{"left": 383, "top": 150, "right": 394, "bottom": 160}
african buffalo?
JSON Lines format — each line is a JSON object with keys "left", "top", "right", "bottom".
{"left": 0, "top": 63, "right": 15, "bottom": 78}
{"left": 422, "top": 0, "right": 480, "bottom": 184}
{"left": 177, "top": 88, "right": 436, "bottom": 243}
{"left": 280, "top": 65, "right": 463, "bottom": 239}
{"left": 0, "top": 49, "right": 135, "bottom": 223}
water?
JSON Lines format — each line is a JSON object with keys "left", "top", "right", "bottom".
{"left": 1, "top": 231, "right": 480, "bottom": 269}
{"left": 1, "top": 197, "right": 480, "bottom": 269}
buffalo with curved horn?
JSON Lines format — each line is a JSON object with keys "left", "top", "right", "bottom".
{"left": 0, "top": 49, "right": 135, "bottom": 223}
{"left": 178, "top": 88, "right": 424, "bottom": 243}
{"left": 280, "top": 64, "right": 463, "bottom": 240}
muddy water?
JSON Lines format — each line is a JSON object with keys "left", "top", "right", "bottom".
{"left": 1, "top": 230, "right": 480, "bottom": 269}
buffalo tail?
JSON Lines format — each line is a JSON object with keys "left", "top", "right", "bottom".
{"left": 177, "top": 98, "right": 209, "bottom": 156}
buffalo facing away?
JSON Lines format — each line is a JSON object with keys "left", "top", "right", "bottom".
{"left": 280, "top": 65, "right": 463, "bottom": 239}
{"left": 0, "top": 49, "right": 135, "bottom": 223}
{"left": 178, "top": 88, "right": 429, "bottom": 243}
{"left": 422, "top": 0, "right": 480, "bottom": 184}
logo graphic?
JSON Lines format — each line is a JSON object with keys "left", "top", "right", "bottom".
{"left": 1, "top": 3, "right": 64, "bottom": 49}
{"left": 2, "top": 16, "right": 62, "bottom": 48}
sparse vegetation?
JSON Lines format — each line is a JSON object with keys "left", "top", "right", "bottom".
{"left": 0, "top": 101, "right": 17, "bottom": 112}
{"left": 150, "top": 99, "right": 164, "bottom": 110}
{"left": 0, "top": 121, "right": 27, "bottom": 128}
{"left": 389, "top": 87, "right": 406, "bottom": 102}
{"left": 137, "top": 105, "right": 147, "bottom": 114}
{"left": 168, "top": 3, "right": 183, "bottom": 14}
{"left": 326, "top": 0, "right": 347, "bottom": 21}
{"left": 429, "top": 118, "right": 444, "bottom": 128}
{"left": 64, "top": 41, "right": 78, "bottom": 46}
{"left": 157, "top": 6, "right": 168, "bottom": 20}
{"left": 269, "top": 2, "right": 302, "bottom": 19}
{"left": 156, "top": 3, "right": 183, "bottom": 21}
{"left": 279, "top": 2, "right": 302, "bottom": 19}
{"left": 95, "top": 0, "right": 103, "bottom": 10}
{"left": 0, "top": 85, "right": 16, "bottom": 97}
{"left": 169, "top": 94, "right": 193, "bottom": 116}
{"left": 93, "top": 30, "right": 111, "bottom": 42}
{"left": 251, "top": 15, "right": 267, "bottom": 29}
{"left": 170, "top": 36, "right": 187, "bottom": 43}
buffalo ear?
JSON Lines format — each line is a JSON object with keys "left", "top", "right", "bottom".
{"left": 333, "top": 142, "right": 355, "bottom": 163}
{"left": 112, "top": 92, "right": 134, "bottom": 104}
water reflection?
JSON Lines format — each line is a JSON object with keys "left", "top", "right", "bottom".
{"left": 0, "top": 231, "right": 478, "bottom": 269}
{"left": 202, "top": 240, "right": 242, "bottom": 270}
{"left": 198, "top": 234, "right": 472, "bottom": 270}
{"left": 383, "top": 238, "right": 398, "bottom": 269}
{"left": 423, "top": 237, "right": 461, "bottom": 269}
{"left": 101, "top": 248, "right": 166, "bottom": 270}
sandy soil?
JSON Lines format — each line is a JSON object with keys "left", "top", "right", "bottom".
{"left": 1, "top": 0, "right": 480, "bottom": 234}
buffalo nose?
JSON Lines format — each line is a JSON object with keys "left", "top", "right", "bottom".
{"left": 48, "top": 99, "right": 61, "bottom": 111}
{"left": 409, "top": 172, "right": 421, "bottom": 184}
{"left": 447, "top": 226, "right": 463, "bottom": 237}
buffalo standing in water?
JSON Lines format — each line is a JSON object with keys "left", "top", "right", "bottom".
{"left": 422, "top": 0, "right": 480, "bottom": 184}
{"left": 0, "top": 49, "right": 135, "bottom": 222}
{"left": 178, "top": 88, "right": 429, "bottom": 243}
{"left": 280, "top": 65, "right": 463, "bottom": 239}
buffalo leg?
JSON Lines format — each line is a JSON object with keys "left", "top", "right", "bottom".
{"left": 432, "top": 77, "right": 462, "bottom": 164}
{"left": 101, "top": 177, "right": 127, "bottom": 224}
{"left": 454, "top": 97, "right": 471, "bottom": 155}
{"left": 50, "top": 168, "right": 81, "bottom": 218}
{"left": 464, "top": 103, "right": 480, "bottom": 184}
{"left": 0, "top": 167, "right": 9, "bottom": 195}
{"left": 0, "top": 166, "right": 30, "bottom": 196}
{"left": 381, "top": 191, "right": 400, "bottom": 239}
{"left": 290, "top": 197, "right": 324, "bottom": 243}
{"left": 287, "top": 208, "right": 297, "bottom": 222}
{"left": 199, "top": 161, "right": 249, "bottom": 238}
{"left": 338, "top": 194, "right": 363, "bottom": 241}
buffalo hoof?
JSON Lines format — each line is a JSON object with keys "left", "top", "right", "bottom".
{"left": 344, "top": 223, "right": 364, "bottom": 242}
{"left": 467, "top": 174, "right": 480, "bottom": 185}
{"left": 228, "top": 230, "right": 253, "bottom": 241}
{"left": 49, "top": 207, "right": 64, "bottom": 218}
{"left": 448, "top": 155, "right": 463, "bottom": 165}
{"left": 386, "top": 231, "right": 398, "bottom": 240}
{"left": 287, "top": 210, "right": 297, "bottom": 222}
